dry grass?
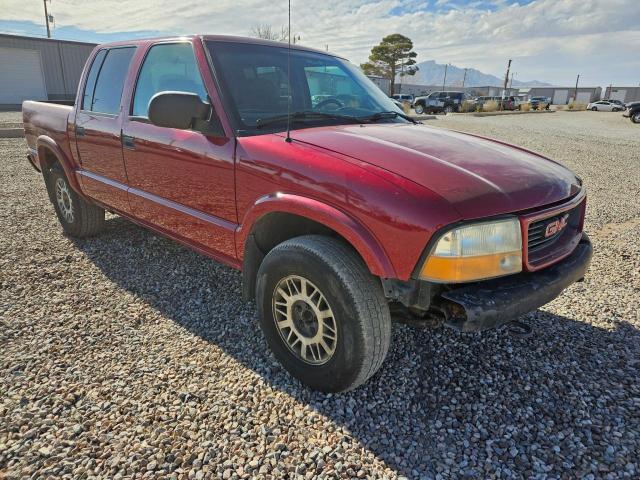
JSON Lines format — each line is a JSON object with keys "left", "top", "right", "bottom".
{"left": 459, "top": 100, "right": 476, "bottom": 113}
{"left": 567, "top": 101, "right": 587, "bottom": 111}
{"left": 520, "top": 102, "right": 532, "bottom": 112}
{"left": 483, "top": 100, "right": 499, "bottom": 112}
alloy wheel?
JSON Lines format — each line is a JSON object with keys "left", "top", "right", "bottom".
{"left": 55, "top": 177, "right": 74, "bottom": 223}
{"left": 272, "top": 275, "right": 337, "bottom": 365}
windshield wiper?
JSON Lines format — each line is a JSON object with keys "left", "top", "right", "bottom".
{"left": 256, "top": 111, "right": 360, "bottom": 129}
{"left": 358, "top": 110, "right": 418, "bottom": 124}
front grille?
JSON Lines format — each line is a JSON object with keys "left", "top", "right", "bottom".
{"left": 526, "top": 202, "right": 583, "bottom": 267}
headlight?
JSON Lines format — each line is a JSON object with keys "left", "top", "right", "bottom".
{"left": 419, "top": 218, "right": 522, "bottom": 283}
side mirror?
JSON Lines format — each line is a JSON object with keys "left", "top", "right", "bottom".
{"left": 148, "top": 91, "right": 211, "bottom": 130}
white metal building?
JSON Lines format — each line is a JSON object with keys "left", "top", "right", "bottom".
{"left": 603, "top": 86, "right": 640, "bottom": 103}
{"left": 0, "top": 34, "right": 96, "bottom": 108}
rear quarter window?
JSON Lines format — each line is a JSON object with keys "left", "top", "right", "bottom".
{"left": 81, "top": 49, "right": 107, "bottom": 110}
{"left": 90, "top": 47, "right": 136, "bottom": 115}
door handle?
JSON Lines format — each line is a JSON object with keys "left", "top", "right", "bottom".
{"left": 75, "top": 126, "right": 86, "bottom": 137}
{"left": 122, "top": 134, "right": 136, "bottom": 150}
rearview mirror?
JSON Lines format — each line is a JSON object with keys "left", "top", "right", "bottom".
{"left": 148, "top": 91, "right": 211, "bottom": 130}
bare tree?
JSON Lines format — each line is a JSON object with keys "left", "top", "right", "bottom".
{"left": 250, "top": 24, "right": 288, "bottom": 42}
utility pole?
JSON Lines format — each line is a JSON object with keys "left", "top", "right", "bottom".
{"left": 462, "top": 68, "right": 468, "bottom": 88}
{"left": 43, "top": 0, "right": 51, "bottom": 38}
{"left": 509, "top": 72, "right": 516, "bottom": 89}
{"left": 442, "top": 63, "right": 449, "bottom": 92}
{"left": 501, "top": 59, "right": 512, "bottom": 110}
{"left": 573, "top": 74, "right": 580, "bottom": 102}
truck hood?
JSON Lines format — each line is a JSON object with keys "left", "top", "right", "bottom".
{"left": 287, "top": 123, "right": 581, "bottom": 219}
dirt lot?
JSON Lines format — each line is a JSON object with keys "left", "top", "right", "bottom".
{"left": 1, "top": 111, "right": 638, "bottom": 479}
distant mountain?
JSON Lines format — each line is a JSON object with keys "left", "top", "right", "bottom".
{"left": 402, "top": 60, "right": 551, "bottom": 87}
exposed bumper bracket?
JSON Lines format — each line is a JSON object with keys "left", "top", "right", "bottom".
{"left": 440, "top": 233, "right": 593, "bottom": 332}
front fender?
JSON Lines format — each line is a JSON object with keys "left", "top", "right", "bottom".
{"left": 237, "top": 193, "right": 396, "bottom": 279}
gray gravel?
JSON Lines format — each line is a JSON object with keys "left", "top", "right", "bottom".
{"left": 1, "top": 111, "right": 639, "bottom": 479}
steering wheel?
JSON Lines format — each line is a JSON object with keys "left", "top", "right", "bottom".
{"left": 315, "top": 98, "right": 344, "bottom": 110}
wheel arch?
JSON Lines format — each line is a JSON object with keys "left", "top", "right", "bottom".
{"left": 238, "top": 194, "right": 395, "bottom": 301}
{"left": 36, "top": 136, "right": 84, "bottom": 198}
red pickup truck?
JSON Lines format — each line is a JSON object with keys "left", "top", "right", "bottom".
{"left": 23, "top": 35, "right": 592, "bottom": 392}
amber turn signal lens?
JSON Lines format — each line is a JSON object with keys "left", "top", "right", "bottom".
{"left": 419, "top": 218, "right": 523, "bottom": 283}
{"left": 420, "top": 251, "right": 522, "bottom": 283}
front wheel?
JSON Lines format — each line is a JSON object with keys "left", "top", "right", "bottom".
{"left": 444, "top": 105, "right": 454, "bottom": 114}
{"left": 414, "top": 103, "right": 424, "bottom": 114}
{"left": 591, "top": 106, "right": 598, "bottom": 111}
{"left": 47, "top": 167, "right": 105, "bottom": 237}
{"left": 632, "top": 112, "right": 640, "bottom": 124}
{"left": 256, "top": 235, "right": 392, "bottom": 392}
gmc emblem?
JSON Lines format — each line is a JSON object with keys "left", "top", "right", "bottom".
{"left": 545, "top": 214, "right": 569, "bottom": 238}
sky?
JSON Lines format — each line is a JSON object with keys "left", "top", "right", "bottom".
{"left": 1, "top": 0, "right": 639, "bottom": 87}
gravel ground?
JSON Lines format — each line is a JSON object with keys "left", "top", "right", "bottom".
{"left": 1, "top": 111, "right": 639, "bottom": 479}
{"left": 0, "top": 111, "right": 22, "bottom": 126}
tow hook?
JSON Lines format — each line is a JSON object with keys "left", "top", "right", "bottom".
{"left": 505, "top": 320, "right": 533, "bottom": 338}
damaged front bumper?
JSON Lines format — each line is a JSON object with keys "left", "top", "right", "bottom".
{"left": 440, "top": 233, "right": 593, "bottom": 332}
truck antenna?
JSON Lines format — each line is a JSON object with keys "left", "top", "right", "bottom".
{"left": 285, "top": 0, "right": 292, "bottom": 143}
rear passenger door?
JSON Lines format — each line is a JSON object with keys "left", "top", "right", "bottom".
{"left": 75, "top": 46, "right": 135, "bottom": 213}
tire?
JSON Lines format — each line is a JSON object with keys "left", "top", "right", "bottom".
{"left": 255, "top": 235, "right": 392, "bottom": 392}
{"left": 47, "top": 166, "right": 105, "bottom": 237}
{"left": 591, "top": 106, "right": 597, "bottom": 111}
{"left": 414, "top": 103, "right": 424, "bottom": 115}
{"left": 613, "top": 108, "right": 620, "bottom": 112}
{"left": 632, "top": 112, "right": 640, "bottom": 124}
{"left": 444, "top": 105, "right": 453, "bottom": 114}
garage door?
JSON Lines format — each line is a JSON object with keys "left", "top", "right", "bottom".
{"left": 609, "top": 89, "right": 626, "bottom": 102}
{"left": 0, "top": 47, "right": 47, "bottom": 104}
{"left": 576, "top": 91, "right": 591, "bottom": 103}
{"left": 552, "top": 90, "right": 568, "bottom": 105}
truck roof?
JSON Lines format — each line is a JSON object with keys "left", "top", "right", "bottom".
{"left": 94, "top": 34, "right": 343, "bottom": 59}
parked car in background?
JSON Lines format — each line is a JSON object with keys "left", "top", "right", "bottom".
{"left": 605, "top": 99, "right": 626, "bottom": 109}
{"left": 391, "top": 94, "right": 414, "bottom": 103}
{"left": 587, "top": 100, "right": 623, "bottom": 112}
{"left": 413, "top": 91, "right": 468, "bottom": 114}
{"left": 473, "top": 95, "right": 517, "bottom": 111}
{"left": 22, "top": 34, "right": 592, "bottom": 393}
{"left": 622, "top": 101, "right": 640, "bottom": 123}
{"left": 529, "top": 96, "right": 551, "bottom": 110}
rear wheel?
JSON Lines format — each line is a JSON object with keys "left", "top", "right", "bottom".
{"left": 414, "top": 103, "right": 424, "bottom": 114}
{"left": 256, "top": 235, "right": 392, "bottom": 392}
{"left": 48, "top": 167, "right": 105, "bottom": 237}
{"left": 444, "top": 105, "right": 454, "bottom": 114}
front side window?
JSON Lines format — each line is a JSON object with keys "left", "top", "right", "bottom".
{"left": 90, "top": 47, "right": 135, "bottom": 114}
{"left": 206, "top": 41, "right": 405, "bottom": 135}
{"left": 132, "top": 43, "right": 207, "bottom": 117}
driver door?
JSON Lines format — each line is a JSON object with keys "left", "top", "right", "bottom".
{"left": 121, "top": 41, "right": 236, "bottom": 259}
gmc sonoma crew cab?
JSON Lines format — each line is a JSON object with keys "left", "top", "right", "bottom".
{"left": 23, "top": 36, "right": 592, "bottom": 392}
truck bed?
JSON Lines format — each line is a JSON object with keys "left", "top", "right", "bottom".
{"left": 23, "top": 100, "right": 73, "bottom": 172}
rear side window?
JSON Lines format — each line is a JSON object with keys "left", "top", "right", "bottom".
{"left": 90, "top": 47, "right": 135, "bottom": 114}
{"left": 82, "top": 49, "right": 107, "bottom": 110}
{"left": 132, "top": 43, "right": 207, "bottom": 117}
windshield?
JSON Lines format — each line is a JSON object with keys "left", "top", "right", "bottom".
{"left": 206, "top": 41, "right": 406, "bottom": 135}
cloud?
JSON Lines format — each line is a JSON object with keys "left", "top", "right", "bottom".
{"left": 1, "top": 0, "right": 638, "bottom": 85}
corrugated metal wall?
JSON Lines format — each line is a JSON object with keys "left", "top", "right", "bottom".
{"left": 605, "top": 86, "right": 640, "bottom": 103}
{"left": 0, "top": 34, "right": 96, "bottom": 102}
